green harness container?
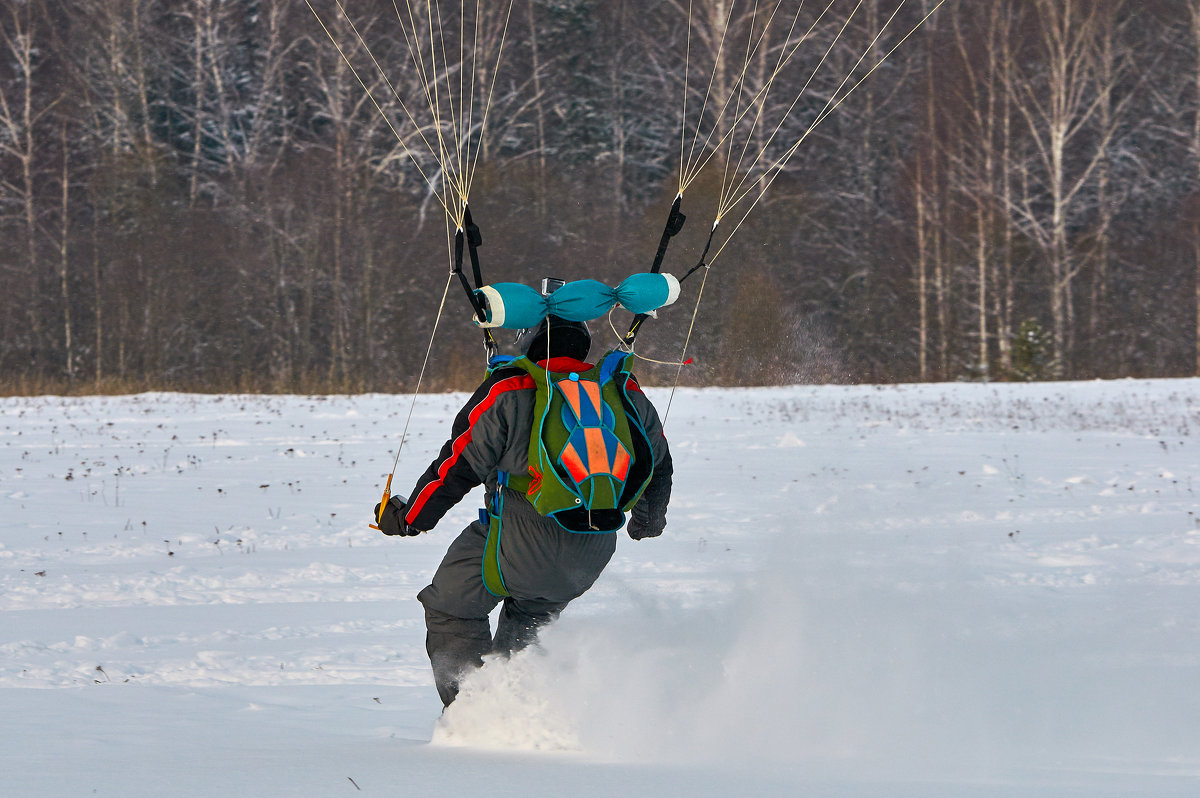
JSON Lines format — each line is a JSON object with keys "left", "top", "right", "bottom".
{"left": 482, "top": 350, "right": 657, "bottom": 596}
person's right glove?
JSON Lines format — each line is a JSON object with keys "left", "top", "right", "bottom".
{"left": 373, "top": 495, "right": 422, "bottom": 536}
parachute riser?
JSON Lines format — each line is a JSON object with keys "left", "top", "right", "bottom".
{"left": 452, "top": 205, "right": 498, "bottom": 358}
{"left": 679, "top": 220, "right": 718, "bottom": 284}
{"left": 623, "top": 194, "right": 687, "bottom": 348}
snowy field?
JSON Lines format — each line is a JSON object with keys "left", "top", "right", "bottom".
{"left": 3, "top": 379, "right": 1200, "bottom": 797}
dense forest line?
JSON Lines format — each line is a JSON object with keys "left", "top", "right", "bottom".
{"left": 2, "top": 0, "right": 1199, "bottom": 393}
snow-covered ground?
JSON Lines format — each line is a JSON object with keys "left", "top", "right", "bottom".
{"left": 3, "top": 380, "right": 1199, "bottom": 797}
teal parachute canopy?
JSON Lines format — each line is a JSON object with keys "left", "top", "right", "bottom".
{"left": 474, "top": 273, "right": 680, "bottom": 330}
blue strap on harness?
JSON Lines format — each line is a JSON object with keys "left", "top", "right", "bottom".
{"left": 481, "top": 471, "right": 510, "bottom": 596}
{"left": 599, "top": 350, "right": 629, "bottom": 383}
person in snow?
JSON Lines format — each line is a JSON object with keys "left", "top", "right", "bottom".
{"left": 374, "top": 315, "right": 673, "bottom": 707}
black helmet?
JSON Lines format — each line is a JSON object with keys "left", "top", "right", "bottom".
{"left": 519, "top": 315, "right": 591, "bottom": 362}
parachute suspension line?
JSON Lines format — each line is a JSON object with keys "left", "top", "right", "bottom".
{"left": 433, "top": 0, "right": 460, "bottom": 193}
{"left": 464, "top": 0, "right": 516, "bottom": 204}
{"left": 303, "top": 0, "right": 449, "bottom": 217}
{"left": 658, "top": 1, "right": 800, "bottom": 371}
{"left": 720, "top": 0, "right": 765, "bottom": 209}
{"left": 708, "top": 0, "right": 788, "bottom": 195}
{"left": 679, "top": 0, "right": 827, "bottom": 194}
{"left": 705, "top": 0, "right": 868, "bottom": 219}
{"left": 376, "top": 269, "right": 457, "bottom": 526}
{"left": 681, "top": 0, "right": 905, "bottom": 207}
{"left": 725, "top": 0, "right": 791, "bottom": 164}
{"left": 679, "top": 0, "right": 741, "bottom": 191}
{"left": 718, "top": 0, "right": 813, "bottom": 217}
{"left": 310, "top": 3, "right": 516, "bottom": 519}
{"left": 317, "top": 0, "right": 482, "bottom": 234}
{"left": 432, "top": 0, "right": 467, "bottom": 205}
{"left": 659, "top": 0, "right": 947, "bottom": 411}
{"left": 412, "top": 0, "right": 467, "bottom": 219}
{"left": 711, "top": 0, "right": 947, "bottom": 265}
{"left": 679, "top": 0, "right": 694, "bottom": 195}
{"left": 663, "top": 264, "right": 711, "bottom": 426}
{"left": 461, "top": 0, "right": 475, "bottom": 199}
{"left": 324, "top": 0, "right": 477, "bottom": 215}
{"left": 633, "top": 0, "right": 787, "bottom": 348}
{"left": 391, "top": 3, "right": 439, "bottom": 147}
{"left": 720, "top": 0, "right": 879, "bottom": 217}
{"left": 389, "top": 0, "right": 515, "bottom": 225}
{"left": 647, "top": 0, "right": 794, "bottom": 366}
{"left": 391, "top": 1, "right": 463, "bottom": 222}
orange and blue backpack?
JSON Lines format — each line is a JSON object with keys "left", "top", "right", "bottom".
{"left": 481, "top": 349, "right": 657, "bottom": 595}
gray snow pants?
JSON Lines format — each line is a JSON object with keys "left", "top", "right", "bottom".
{"left": 417, "top": 497, "right": 617, "bottom": 706}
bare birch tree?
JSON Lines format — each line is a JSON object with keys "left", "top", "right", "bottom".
{"left": 1005, "top": 0, "right": 1132, "bottom": 375}
{"left": 70, "top": 0, "right": 165, "bottom": 384}
{"left": 0, "top": 0, "right": 58, "bottom": 374}
{"left": 1188, "top": 0, "right": 1200, "bottom": 375}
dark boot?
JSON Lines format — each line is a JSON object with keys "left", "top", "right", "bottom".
{"left": 491, "top": 599, "right": 559, "bottom": 657}
{"left": 424, "top": 610, "right": 491, "bottom": 707}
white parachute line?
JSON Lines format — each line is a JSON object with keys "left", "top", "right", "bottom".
{"left": 689, "top": 0, "right": 814, "bottom": 200}
{"left": 388, "top": 0, "right": 463, "bottom": 218}
{"left": 679, "top": 0, "right": 695, "bottom": 194}
{"left": 663, "top": 264, "right": 710, "bottom": 427}
{"left": 722, "top": 0, "right": 903, "bottom": 216}
{"left": 717, "top": 0, "right": 870, "bottom": 218}
{"left": 670, "top": 0, "right": 946, "bottom": 391}
{"left": 684, "top": 0, "right": 847, "bottom": 194}
{"left": 394, "top": 0, "right": 464, "bottom": 223}
{"left": 388, "top": 185, "right": 460, "bottom": 479}
{"left": 680, "top": 0, "right": 740, "bottom": 189}
{"left": 720, "top": 0, "right": 782, "bottom": 215}
{"left": 720, "top": 0, "right": 765, "bottom": 203}
{"left": 383, "top": 94, "right": 482, "bottom": 490}
{"left": 680, "top": 0, "right": 841, "bottom": 196}
{"left": 681, "top": 0, "right": 788, "bottom": 192}
{"left": 326, "top": 0, "right": 439, "bottom": 160}
{"left": 712, "top": 0, "right": 948, "bottom": 265}
{"left": 427, "top": 1, "right": 466, "bottom": 221}
{"left": 392, "top": 1, "right": 464, "bottom": 223}
{"left": 304, "top": 0, "right": 450, "bottom": 218}
{"left": 462, "top": 0, "right": 476, "bottom": 204}
{"left": 721, "top": 0, "right": 808, "bottom": 212}
{"left": 432, "top": 1, "right": 467, "bottom": 207}
{"left": 464, "top": 0, "right": 516, "bottom": 205}
{"left": 392, "top": 267, "right": 456, "bottom": 475}
{"left": 331, "top": 0, "right": 457, "bottom": 186}
{"left": 720, "top": 4, "right": 901, "bottom": 223}
{"left": 391, "top": 0, "right": 515, "bottom": 220}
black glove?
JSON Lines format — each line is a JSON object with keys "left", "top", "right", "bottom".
{"left": 373, "top": 496, "right": 421, "bottom": 536}
{"left": 627, "top": 455, "right": 671, "bottom": 540}
{"left": 626, "top": 515, "right": 664, "bottom": 540}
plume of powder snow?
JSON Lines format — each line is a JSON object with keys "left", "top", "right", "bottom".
{"left": 432, "top": 647, "right": 581, "bottom": 752}
{"left": 430, "top": 529, "right": 1199, "bottom": 778}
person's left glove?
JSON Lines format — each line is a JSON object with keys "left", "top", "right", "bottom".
{"left": 373, "top": 495, "right": 422, "bottom": 536}
{"left": 626, "top": 515, "right": 664, "bottom": 540}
